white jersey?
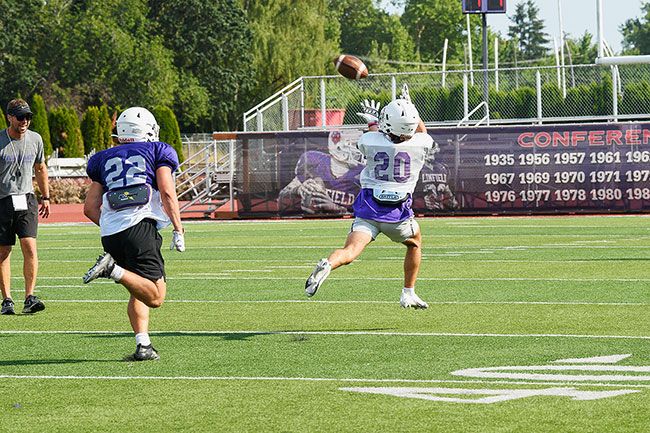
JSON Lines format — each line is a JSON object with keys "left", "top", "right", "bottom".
{"left": 357, "top": 131, "right": 433, "bottom": 193}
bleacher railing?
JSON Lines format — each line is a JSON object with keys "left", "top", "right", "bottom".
{"left": 243, "top": 63, "right": 650, "bottom": 132}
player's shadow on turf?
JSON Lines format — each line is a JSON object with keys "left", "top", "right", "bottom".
{"left": 0, "top": 359, "right": 114, "bottom": 366}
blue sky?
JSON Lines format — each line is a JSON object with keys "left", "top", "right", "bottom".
{"left": 380, "top": 0, "right": 644, "bottom": 53}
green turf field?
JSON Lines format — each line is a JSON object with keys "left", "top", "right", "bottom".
{"left": 1, "top": 216, "right": 649, "bottom": 432}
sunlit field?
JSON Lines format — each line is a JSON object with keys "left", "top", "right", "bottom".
{"left": 1, "top": 216, "right": 649, "bottom": 432}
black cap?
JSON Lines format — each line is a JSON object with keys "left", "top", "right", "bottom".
{"left": 7, "top": 101, "right": 32, "bottom": 117}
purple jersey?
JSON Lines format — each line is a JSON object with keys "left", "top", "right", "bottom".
{"left": 86, "top": 141, "right": 179, "bottom": 236}
{"left": 87, "top": 141, "right": 178, "bottom": 191}
{"left": 353, "top": 188, "right": 414, "bottom": 222}
{"left": 296, "top": 151, "right": 362, "bottom": 207}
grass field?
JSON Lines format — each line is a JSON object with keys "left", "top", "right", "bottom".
{"left": 1, "top": 215, "right": 649, "bottom": 432}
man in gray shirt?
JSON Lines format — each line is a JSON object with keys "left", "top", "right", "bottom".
{"left": 0, "top": 99, "right": 50, "bottom": 315}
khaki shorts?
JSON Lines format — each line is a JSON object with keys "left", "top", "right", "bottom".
{"left": 351, "top": 217, "right": 420, "bottom": 243}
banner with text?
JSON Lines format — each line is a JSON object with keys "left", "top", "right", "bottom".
{"left": 222, "top": 122, "right": 650, "bottom": 217}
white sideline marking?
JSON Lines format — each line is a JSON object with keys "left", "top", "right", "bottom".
{"left": 39, "top": 299, "right": 648, "bottom": 307}
{"left": 0, "top": 374, "right": 649, "bottom": 388}
{"left": 1, "top": 329, "right": 649, "bottom": 340}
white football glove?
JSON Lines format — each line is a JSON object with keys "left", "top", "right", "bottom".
{"left": 170, "top": 229, "right": 185, "bottom": 252}
{"left": 400, "top": 83, "right": 412, "bottom": 103}
{"left": 356, "top": 99, "right": 381, "bottom": 125}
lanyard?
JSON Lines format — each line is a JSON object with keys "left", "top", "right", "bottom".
{"left": 5, "top": 129, "right": 25, "bottom": 178}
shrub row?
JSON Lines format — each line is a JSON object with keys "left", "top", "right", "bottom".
{"left": 340, "top": 76, "right": 650, "bottom": 124}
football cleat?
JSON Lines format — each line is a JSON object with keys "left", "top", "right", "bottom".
{"left": 305, "top": 258, "right": 331, "bottom": 297}
{"left": 83, "top": 253, "right": 115, "bottom": 284}
{"left": 400, "top": 292, "right": 429, "bottom": 309}
{"left": 1, "top": 298, "right": 15, "bottom": 315}
{"left": 133, "top": 344, "right": 160, "bottom": 361}
{"left": 22, "top": 295, "right": 45, "bottom": 314}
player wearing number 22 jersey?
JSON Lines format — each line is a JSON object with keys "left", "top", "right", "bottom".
{"left": 305, "top": 95, "right": 433, "bottom": 310}
{"left": 83, "top": 107, "right": 185, "bottom": 362}
{"left": 86, "top": 141, "right": 179, "bottom": 236}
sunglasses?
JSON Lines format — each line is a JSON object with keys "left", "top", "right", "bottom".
{"left": 15, "top": 114, "right": 33, "bottom": 121}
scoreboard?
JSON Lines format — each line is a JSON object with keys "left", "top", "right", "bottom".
{"left": 463, "top": 0, "right": 506, "bottom": 14}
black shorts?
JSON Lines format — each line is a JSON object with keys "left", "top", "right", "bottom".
{"left": 0, "top": 193, "right": 39, "bottom": 246}
{"left": 101, "top": 218, "right": 165, "bottom": 282}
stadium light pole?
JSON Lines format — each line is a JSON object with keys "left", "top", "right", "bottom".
{"left": 482, "top": 13, "right": 489, "bottom": 111}
{"left": 558, "top": 0, "right": 567, "bottom": 97}
{"left": 596, "top": 0, "right": 604, "bottom": 58}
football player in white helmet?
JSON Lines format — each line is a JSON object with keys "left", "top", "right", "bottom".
{"left": 83, "top": 106, "right": 184, "bottom": 361}
{"left": 278, "top": 130, "right": 364, "bottom": 215}
{"left": 305, "top": 85, "right": 432, "bottom": 309}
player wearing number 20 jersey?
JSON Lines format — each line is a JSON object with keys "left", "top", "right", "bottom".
{"left": 86, "top": 141, "right": 179, "bottom": 236}
{"left": 305, "top": 96, "right": 433, "bottom": 310}
{"left": 354, "top": 131, "right": 433, "bottom": 222}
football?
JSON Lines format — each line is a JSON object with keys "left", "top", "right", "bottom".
{"left": 333, "top": 54, "right": 368, "bottom": 80}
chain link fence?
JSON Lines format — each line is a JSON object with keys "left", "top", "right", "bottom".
{"left": 244, "top": 63, "right": 650, "bottom": 132}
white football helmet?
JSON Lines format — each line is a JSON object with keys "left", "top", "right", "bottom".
{"left": 327, "top": 130, "right": 364, "bottom": 167}
{"left": 379, "top": 99, "right": 419, "bottom": 138}
{"left": 116, "top": 107, "right": 160, "bottom": 143}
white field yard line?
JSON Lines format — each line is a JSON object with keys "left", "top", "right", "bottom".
{"left": 2, "top": 330, "right": 649, "bottom": 340}
{"left": 24, "top": 276, "right": 650, "bottom": 281}
{"left": 39, "top": 299, "right": 648, "bottom": 306}
{"left": 0, "top": 374, "right": 650, "bottom": 388}
{"left": 33, "top": 259, "right": 650, "bottom": 264}
{"left": 35, "top": 245, "right": 650, "bottom": 250}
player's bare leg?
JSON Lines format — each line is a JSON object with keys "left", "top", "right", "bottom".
{"left": 400, "top": 231, "right": 428, "bottom": 309}
{"left": 328, "top": 231, "right": 373, "bottom": 269}
{"left": 127, "top": 295, "right": 160, "bottom": 361}
{"left": 402, "top": 231, "right": 422, "bottom": 288}
{"left": 306, "top": 231, "right": 372, "bottom": 297}
{"left": 128, "top": 296, "right": 150, "bottom": 334}
{"left": 119, "top": 273, "right": 166, "bottom": 308}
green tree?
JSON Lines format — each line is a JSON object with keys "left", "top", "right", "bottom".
{"left": 151, "top": 0, "right": 253, "bottom": 131}
{"left": 565, "top": 32, "right": 598, "bottom": 65}
{"left": 242, "top": 0, "right": 338, "bottom": 111}
{"left": 507, "top": 0, "right": 550, "bottom": 61}
{"left": 49, "top": 107, "right": 84, "bottom": 158}
{"left": 622, "top": 2, "right": 650, "bottom": 54}
{"left": 401, "top": 0, "right": 469, "bottom": 64}
{"left": 0, "top": 1, "right": 49, "bottom": 107}
{"left": 81, "top": 106, "right": 101, "bottom": 154}
{"left": 331, "top": 0, "right": 417, "bottom": 72}
{"left": 153, "top": 106, "right": 183, "bottom": 163}
{"left": 30, "top": 94, "right": 52, "bottom": 156}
